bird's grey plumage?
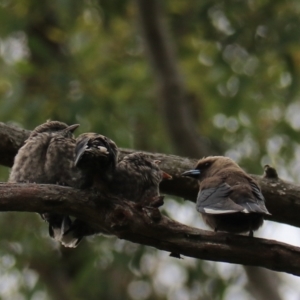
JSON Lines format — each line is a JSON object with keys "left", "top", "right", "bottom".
{"left": 9, "top": 120, "right": 86, "bottom": 247}
{"left": 74, "top": 133, "right": 118, "bottom": 185}
{"left": 182, "top": 156, "right": 270, "bottom": 236}
{"left": 74, "top": 135, "right": 170, "bottom": 204}
{"left": 109, "top": 152, "right": 166, "bottom": 204}
{"left": 60, "top": 132, "right": 119, "bottom": 244}
{"left": 68, "top": 136, "right": 171, "bottom": 242}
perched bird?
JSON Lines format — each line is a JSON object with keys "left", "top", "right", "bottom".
{"left": 74, "top": 132, "right": 119, "bottom": 187}
{"left": 9, "top": 120, "right": 86, "bottom": 247}
{"left": 69, "top": 135, "right": 171, "bottom": 240}
{"left": 105, "top": 152, "right": 172, "bottom": 205}
{"left": 60, "top": 132, "right": 119, "bottom": 243}
{"left": 74, "top": 133, "right": 171, "bottom": 204}
{"left": 182, "top": 156, "right": 270, "bottom": 236}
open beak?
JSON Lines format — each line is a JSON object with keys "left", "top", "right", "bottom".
{"left": 181, "top": 169, "right": 201, "bottom": 178}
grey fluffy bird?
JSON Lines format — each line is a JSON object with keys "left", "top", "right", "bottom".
{"left": 182, "top": 156, "right": 270, "bottom": 236}
{"left": 61, "top": 132, "right": 119, "bottom": 242}
{"left": 106, "top": 152, "right": 171, "bottom": 205}
{"left": 68, "top": 134, "right": 171, "bottom": 240}
{"left": 9, "top": 120, "right": 86, "bottom": 247}
{"left": 74, "top": 133, "right": 170, "bottom": 204}
{"left": 74, "top": 132, "right": 119, "bottom": 186}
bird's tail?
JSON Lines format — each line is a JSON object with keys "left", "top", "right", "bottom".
{"left": 62, "top": 219, "right": 111, "bottom": 248}
{"left": 42, "top": 213, "right": 81, "bottom": 247}
{"left": 59, "top": 217, "right": 82, "bottom": 248}
{"left": 241, "top": 200, "right": 271, "bottom": 215}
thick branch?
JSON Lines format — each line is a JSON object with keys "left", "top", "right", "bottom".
{"left": 0, "top": 183, "right": 300, "bottom": 276}
{"left": 1, "top": 122, "right": 300, "bottom": 229}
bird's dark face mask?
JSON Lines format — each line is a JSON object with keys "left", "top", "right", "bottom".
{"left": 74, "top": 137, "right": 118, "bottom": 170}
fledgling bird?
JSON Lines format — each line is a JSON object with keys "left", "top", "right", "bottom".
{"left": 69, "top": 135, "right": 171, "bottom": 240}
{"left": 182, "top": 156, "right": 270, "bottom": 236}
{"left": 74, "top": 132, "right": 119, "bottom": 186}
{"left": 60, "top": 132, "right": 119, "bottom": 244}
{"left": 105, "top": 152, "right": 172, "bottom": 205}
{"left": 74, "top": 133, "right": 171, "bottom": 204}
{"left": 9, "top": 120, "right": 86, "bottom": 247}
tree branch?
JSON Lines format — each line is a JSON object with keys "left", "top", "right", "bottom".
{"left": 0, "top": 183, "right": 300, "bottom": 276}
{"left": 1, "top": 122, "right": 300, "bottom": 229}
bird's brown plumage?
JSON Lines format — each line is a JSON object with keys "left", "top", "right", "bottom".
{"left": 108, "top": 152, "right": 167, "bottom": 205}
{"left": 9, "top": 120, "right": 86, "bottom": 247}
{"left": 74, "top": 132, "right": 118, "bottom": 186}
{"left": 182, "top": 156, "right": 270, "bottom": 236}
{"left": 67, "top": 140, "right": 170, "bottom": 242}
{"left": 61, "top": 132, "right": 119, "bottom": 243}
{"left": 74, "top": 134, "right": 168, "bottom": 204}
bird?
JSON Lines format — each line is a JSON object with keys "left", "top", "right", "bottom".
{"left": 182, "top": 156, "right": 270, "bottom": 236}
{"left": 74, "top": 132, "right": 119, "bottom": 187}
{"left": 74, "top": 133, "right": 171, "bottom": 204}
{"left": 60, "top": 132, "right": 119, "bottom": 243}
{"left": 9, "top": 120, "right": 87, "bottom": 247}
{"left": 68, "top": 135, "right": 171, "bottom": 241}
{"left": 105, "top": 152, "right": 172, "bottom": 205}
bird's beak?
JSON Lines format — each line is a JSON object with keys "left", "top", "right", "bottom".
{"left": 181, "top": 169, "right": 201, "bottom": 178}
{"left": 162, "top": 171, "right": 172, "bottom": 180}
{"left": 74, "top": 138, "right": 89, "bottom": 166}
{"left": 66, "top": 124, "right": 80, "bottom": 133}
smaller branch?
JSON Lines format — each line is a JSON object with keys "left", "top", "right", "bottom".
{"left": 1, "top": 183, "right": 300, "bottom": 276}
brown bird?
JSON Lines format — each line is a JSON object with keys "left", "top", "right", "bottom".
{"left": 182, "top": 156, "right": 270, "bottom": 236}
{"left": 60, "top": 132, "right": 119, "bottom": 243}
{"left": 68, "top": 136, "right": 171, "bottom": 241}
{"left": 74, "top": 132, "right": 118, "bottom": 186}
{"left": 74, "top": 133, "right": 170, "bottom": 204}
{"left": 106, "top": 152, "right": 172, "bottom": 205}
{"left": 9, "top": 120, "right": 87, "bottom": 247}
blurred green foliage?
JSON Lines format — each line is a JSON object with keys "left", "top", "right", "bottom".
{"left": 1, "top": 0, "right": 300, "bottom": 299}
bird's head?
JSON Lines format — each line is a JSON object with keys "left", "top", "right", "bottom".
{"left": 74, "top": 133, "right": 118, "bottom": 171}
{"left": 181, "top": 156, "right": 236, "bottom": 179}
{"left": 31, "top": 121, "right": 79, "bottom": 138}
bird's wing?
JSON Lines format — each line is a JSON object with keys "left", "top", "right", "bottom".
{"left": 241, "top": 181, "right": 270, "bottom": 214}
{"left": 196, "top": 183, "right": 244, "bottom": 214}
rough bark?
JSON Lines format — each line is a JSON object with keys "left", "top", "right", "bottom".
{"left": 1, "top": 182, "right": 300, "bottom": 276}
{"left": 1, "top": 122, "right": 300, "bottom": 229}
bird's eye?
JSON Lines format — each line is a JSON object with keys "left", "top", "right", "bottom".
{"left": 204, "top": 162, "right": 210, "bottom": 167}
